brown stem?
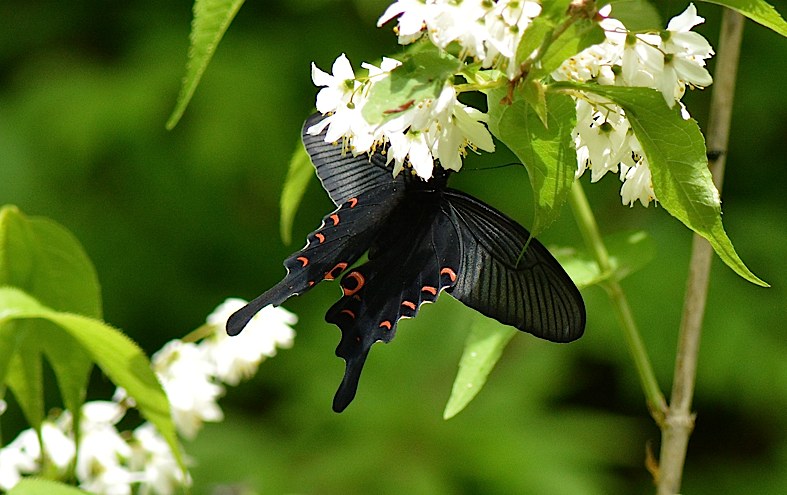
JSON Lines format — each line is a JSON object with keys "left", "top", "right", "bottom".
{"left": 656, "top": 9, "right": 745, "bottom": 494}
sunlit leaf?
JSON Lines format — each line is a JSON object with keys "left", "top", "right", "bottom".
{"left": 0, "top": 205, "right": 101, "bottom": 318}
{"left": 700, "top": 0, "right": 787, "bottom": 36}
{"left": 280, "top": 141, "right": 314, "bottom": 244}
{"left": 0, "top": 288, "right": 184, "bottom": 470}
{"left": 8, "top": 478, "right": 88, "bottom": 495}
{"left": 166, "top": 0, "right": 246, "bottom": 129}
{"left": 362, "top": 43, "right": 460, "bottom": 124}
{"left": 552, "top": 82, "right": 768, "bottom": 287}
{"left": 608, "top": 0, "right": 663, "bottom": 30}
{"left": 444, "top": 315, "right": 516, "bottom": 419}
{"left": 487, "top": 88, "right": 577, "bottom": 235}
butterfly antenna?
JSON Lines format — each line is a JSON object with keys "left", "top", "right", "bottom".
{"left": 463, "top": 162, "right": 522, "bottom": 172}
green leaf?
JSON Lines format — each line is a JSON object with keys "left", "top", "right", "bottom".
{"left": 700, "top": 0, "right": 787, "bottom": 36}
{"left": 0, "top": 205, "right": 101, "bottom": 318}
{"left": 361, "top": 43, "right": 461, "bottom": 125}
{"left": 553, "top": 82, "right": 767, "bottom": 287}
{"left": 280, "top": 141, "right": 314, "bottom": 244}
{"left": 608, "top": 0, "right": 663, "bottom": 31}
{"left": 486, "top": 88, "right": 577, "bottom": 235}
{"left": 531, "top": 19, "right": 604, "bottom": 81}
{"left": 0, "top": 287, "right": 184, "bottom": 469}
{"left": 8, "top": 478, "right": 88, "bottom": 495}
{"left": 166, "top": 0, "right": 246, "bottom": 129}
{"left": 552, "top": 230, "right": 656, "bottom": 288}
{"left": 443, "top": 315, "right": 516, "bottom": 419}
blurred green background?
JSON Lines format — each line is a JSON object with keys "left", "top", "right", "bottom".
{"left": 1, "top": 0, "right": 786, "bottom": 493}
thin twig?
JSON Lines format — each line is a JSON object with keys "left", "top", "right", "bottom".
{"left": 656, "top": 9, "right": 745, "bottom": 494}
{"left": 568, "top": 183, "right": 667, "bottom": 421}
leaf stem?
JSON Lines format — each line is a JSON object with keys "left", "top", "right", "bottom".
{"left": 568, "top": 182, "right": 667, "bottom": 422}
{"left": 656, "top": 9, "right": 745, "bottom": 495}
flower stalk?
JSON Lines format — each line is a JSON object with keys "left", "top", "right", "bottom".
{"left": 656, "top": 9, "right": 745, "bottom": 494}
{"left": 568, "top": 182, "right": 667, "bottom": 422}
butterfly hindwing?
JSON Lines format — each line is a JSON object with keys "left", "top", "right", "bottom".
{"left": 325, "top": 195, "right": 463, "bottom": 411}
{"left": 227, "top": 182, "right": 405, "bottom": 336}
{"left": 302, "top": 114, "right": 399, "bottom": 207}
{"left": 444, "top": 189, "right": 585, "bottom": 343}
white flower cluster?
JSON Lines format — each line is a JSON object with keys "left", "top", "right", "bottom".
{"left": 555, "top": 3, "right": 714, "bottom": 206}
{"left": 308, "top": 54, "right": 494, "bottom": 180}
{"left": 0, "top": 299, "right": 296, "bottom": 495}
{"left": 379, "top": 0, "right": 542, "bottom": 79}
{"left": 309, "top": 1, "right": 714, "bottom": 207}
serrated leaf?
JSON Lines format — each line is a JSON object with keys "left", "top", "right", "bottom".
{"left": 522, "top": 80, "right": 548, "bottom": 127}
{"left": 166, "top": 0, "right": 246, "bottom": 129}
{"left": 280, "top": 141, "right": 314, "bottom": 244}
{"left": 8, "top": 478, "right": 88, "bottom": 495}
{"left": 362, "top": 43, "right": 460, "bottom": 124}
{"left": 487, "top": 88, "right": 577, "bottom": 235}
{"left": 608, "top": 0, "right": 663, "bottom": 30}
{"left": 552, "top": 82, "right": 767, "bottom": 287}
{"left": 0, "top": 288, "right": 184, "bottom": 470}
{"left": 553, "top": 230, "right": 656, "bottom": 288}
{"left": 0, "top": 205, "right": 101, "bottom": 318}
{"left": 444, "top": 315, "right": 516, "bottom": 419}
{"left": 700, "top": 0, "right": 787, "bottom": 36}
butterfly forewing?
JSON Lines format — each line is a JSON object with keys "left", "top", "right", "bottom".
{"left": 444, "top": 189, "right": 585, "bottom": 343}
{"left": 302, "top": 114, "right": 398, "bottom": 207}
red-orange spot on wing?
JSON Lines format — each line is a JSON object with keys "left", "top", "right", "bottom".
{"left": 324, "top": 262, "right": 348, "bottom": 280}
{"left": 342, "top": 271, "right": 366, "bottom": 296}
{"left": 401, "top": 300, "right": 416, "bottom": 310}
{"left": 308, "top": 281, "right": 315, "bottom": 287}
{"left": 297, "top": 256, "right": 309, "bottom": 267}
{"left": 330, "top": 214, "right": 340, "bottom": 226}
{"left": 379, "top": 320, "right": 392, "bottom": 330}
{"left": 421, "top": 286, "right": 437, "bottom": 295}
{"left": 440, "top": 267, "right": 457, "bottom": 282}
{"left": 340, "top": 309, "right": 356, "bottom": 319}
{"left": 348, "top": 197, "right": 358, "bottom": 208}
{"left": 315, "top": 233, "right": 325, "bottom": 243}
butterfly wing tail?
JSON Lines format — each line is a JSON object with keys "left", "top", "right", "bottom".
{"left": 226, "top": 278, "right": 301, "bottom": 336}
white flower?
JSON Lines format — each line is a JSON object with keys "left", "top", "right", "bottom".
{"left": 129, "top": 423, "right": 190, "bottom": 495}
{"left": 74, "top": 402, "right": 135, "bottom": 495}
{"left": 620, "top": 161, "right": 655, "bottom": 207}
{"left": 153, "top": 340, "right": 224, "bottom": 439}
{"left": 312, "top": 53, "right": 358, "bottom": 115}
{"left": 0, "top": 441, "right": 37, "bottom": 491}
{"left": 202, "top": 298, "right": 296, "bottom": 386}
{"left": 378, "top": 0, "right": 433, "bottom": 44}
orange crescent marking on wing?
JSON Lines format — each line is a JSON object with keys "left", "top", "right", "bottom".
{"left": 330, "top": 214, "right": 340, "bottom": 226}
{"left": 342, "top": 271, "right": 366, "bottom": 296}
{"left": 315, "top": 233, "right": 325, "bottom": 243}
{"left": 308, "top": 281, "right": 315, "bottom": 287}
{"left": 440, "top": 267, "right": 457, "bottom": 282}
{"left": 379, "top": 320, "right": 392, "bottom": 330}
{"left": 401, "top": 300, "right": 416, "bottom": 310}
{"left": 340, "top": 309, "right": 356, "bottom": 319}
{"left": 348, "top": 197, "right": 358, "bottom": 208}
{"left": 421, "top": 285, "right": 437, "bottom": 295}
{"left": 324, "top": 262, "right": 348, "bottom": 280}
{"left": 296, "top": 256, "right": 309, "bottom": 267}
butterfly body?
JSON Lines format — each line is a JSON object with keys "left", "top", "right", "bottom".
{"left": 228, "top": 114, "right": 585, "bottom": 412}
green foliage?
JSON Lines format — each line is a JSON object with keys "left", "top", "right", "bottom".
{"left": 607, "top": 0, "right": 664, "bottom": 30}
{"left": 0, "top": 206, "right": 183, "bottom": 469}
{"left": 362, "top": 42, "right": 462, "bottom": 123}
{"left": 8, "top": 478, "right": 88, "bottom": 495}
{"left": 486, "top": 88, "right": 577, "bottom": 235}
{"left": 443, "top": 315, "right": 516, "bottom": 419}
{"left": 553, "top": 82, "right": 767, "bottom": 287}
{"left": 167, "top": 0, "right": 247, "bottom": 129}
{"left": 280, "top": 141, "right": 314, "bottom": 244}
{"left": 700, "top": 0, "right": 787, "bottom": 36}
{"left": 556, "top": 230, "right": 656, "bottom": 287}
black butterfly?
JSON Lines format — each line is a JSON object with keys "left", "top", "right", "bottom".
{"left": 228, "top": 113, "right": 585, "bottom": 412}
